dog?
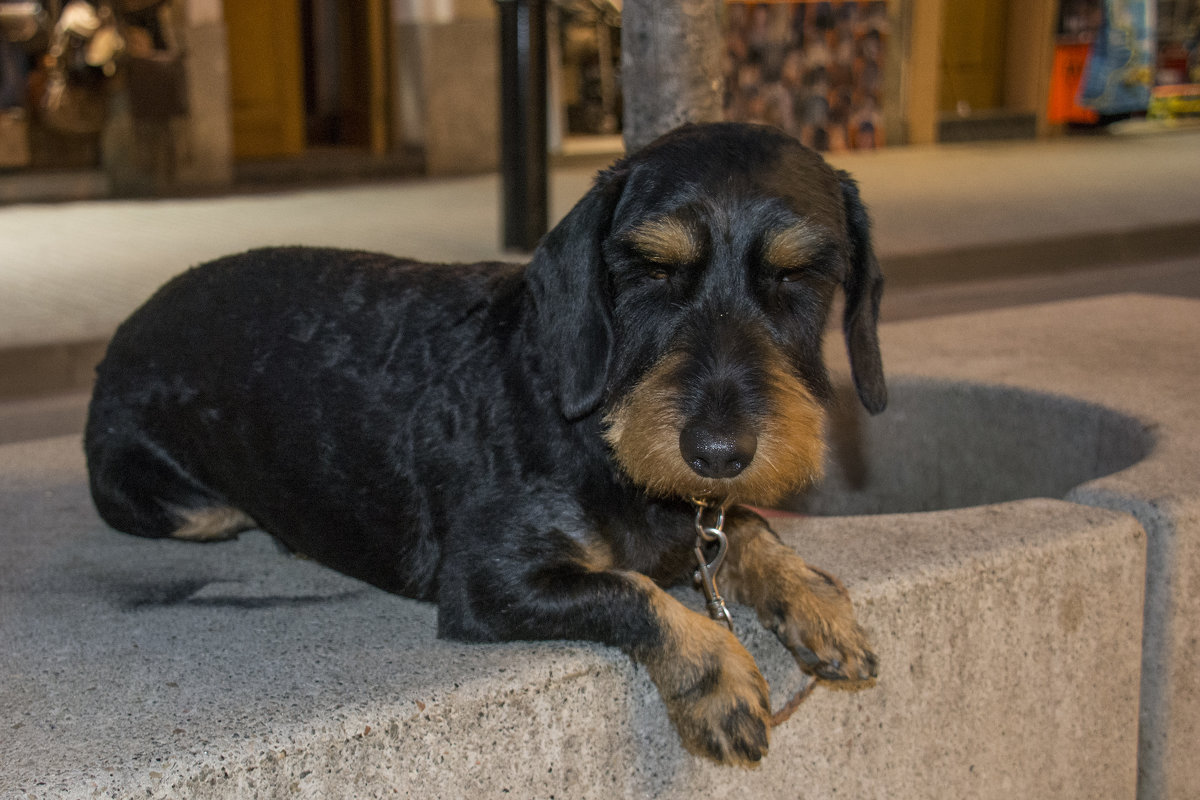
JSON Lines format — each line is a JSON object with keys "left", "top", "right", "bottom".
{"left": 85, "top": 122, "right": 886, "bottom": 766}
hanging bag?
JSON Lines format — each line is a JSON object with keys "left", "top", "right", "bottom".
{"left": 38, "top": 0, "right": 123, "bottom": 134}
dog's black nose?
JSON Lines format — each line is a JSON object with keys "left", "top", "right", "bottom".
{"left": 679, "top": 423, "right": 758, "bottom": 479}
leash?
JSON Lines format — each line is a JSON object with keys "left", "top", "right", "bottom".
{"left": 690, "top": 496, "right": 820, "bottom": 727}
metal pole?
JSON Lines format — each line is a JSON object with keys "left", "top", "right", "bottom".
{"left": 497, "top": 0, "right": 549, "bottom": 252}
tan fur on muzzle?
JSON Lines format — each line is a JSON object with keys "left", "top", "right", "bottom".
{"left": 603, "top": 350, "right": 826, "bottom": 506}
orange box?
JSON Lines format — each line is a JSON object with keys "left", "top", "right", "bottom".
{"left": 1048, "top": 42, "right": 1100, "bottom": 124}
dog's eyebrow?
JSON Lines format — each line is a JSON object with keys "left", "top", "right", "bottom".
{"left": 762, "top": 222, "right": 837, "bottom": 269}
{"left": 624, "top": 217, "right": 704, "bottom": 264}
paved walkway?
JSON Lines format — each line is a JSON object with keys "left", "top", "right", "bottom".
{"left": 0, "top": 128, "right": 1197, "bottom": 352}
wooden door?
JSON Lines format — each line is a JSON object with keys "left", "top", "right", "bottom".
{"left": 223, "top": 0, "right": 306, "bottom": 159}
{"left": 939, "top": 0, "right": 1009, "bottom": 113}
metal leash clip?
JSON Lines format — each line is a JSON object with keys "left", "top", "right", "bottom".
{"left": 691, "top": 497, "right": 823, "bottom": 726}
{"left": 692, "top": 498, "right": 734, "bottom": 632}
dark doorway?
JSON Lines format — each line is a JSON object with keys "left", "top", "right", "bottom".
{"left": 301, "top": 0, "right": 373, "bottom": 148}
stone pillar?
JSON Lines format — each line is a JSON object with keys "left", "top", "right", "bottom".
{"left": 175, "top": 0, "right": 234, "bottom": 189}
{"left": 621, "top": 0, "right": 724, "bottom": 153}
{"left": 393, "top": 0, "right": 500, "bottom": 175}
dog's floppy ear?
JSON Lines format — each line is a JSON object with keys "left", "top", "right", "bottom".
{"left": 526, "top": 164, "right": 628, "bottom": 420}
{"left": 839, "top": 173, "right": 887, "bottom": 414}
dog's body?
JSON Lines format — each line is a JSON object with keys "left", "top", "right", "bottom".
{"left": 85, "top": 123, "right": 885, "bottom": 765}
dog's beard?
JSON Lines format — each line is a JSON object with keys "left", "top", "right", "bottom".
{"left": 602, "top": 351, "right": 827, "bottom": 507}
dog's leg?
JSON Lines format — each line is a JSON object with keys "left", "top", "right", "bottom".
{"left": 438, "top": 547, "right": 771, "bottom": 765}
{"left": 85, "top": 411, "right": 254, "bottom": 541}
{"left": 722, "top": 510, "right": 878, "bottom": 682}
{"left": 630, "top": 572, "right": 772, "bottom": 765}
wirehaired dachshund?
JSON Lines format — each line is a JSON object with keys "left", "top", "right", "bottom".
{"left": 85, "top": 122, "right": 886, "bottom": 765}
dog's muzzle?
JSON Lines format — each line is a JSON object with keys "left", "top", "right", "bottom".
{"left": 602, "top": 346, "right": 826, "bottom": 506}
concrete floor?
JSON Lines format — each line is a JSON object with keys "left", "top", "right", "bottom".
{"left": 1, "top": 128, "right": 1197, "bottom": 347}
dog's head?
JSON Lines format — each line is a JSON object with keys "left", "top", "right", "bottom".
{"left": 527, "top": 122, "right": 885, "bottom": 506}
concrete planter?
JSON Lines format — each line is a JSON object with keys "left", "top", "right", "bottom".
{"left": 1, "top": 295, "right": 1195, "bottom": 798}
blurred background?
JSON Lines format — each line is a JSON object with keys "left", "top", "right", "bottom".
{"left": 0, "top": 0, "right": 1195, "bottom": 197}
{"left": 0, "top": 0, "right": 1198, "bottom": 441}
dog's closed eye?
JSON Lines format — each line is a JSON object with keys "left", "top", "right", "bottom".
{"left": 625, "top": 217, "right": 705, "bottom": 275}
{"left": 763, "top": 224, "right": 842, "bottom": 284}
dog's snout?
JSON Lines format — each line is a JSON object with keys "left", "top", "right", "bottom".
{"left": 679, "top": 423, "right": 758, "bottom": 479}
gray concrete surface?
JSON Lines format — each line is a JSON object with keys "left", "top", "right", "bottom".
{"left": 838, "top": 294, "right": 1200, "bottom": 800}
{"left": 4, "top": 294, "right": 1197, "bottom": 798}
{"left": 0, "top": 439, "right": 1146, "bottom": 799}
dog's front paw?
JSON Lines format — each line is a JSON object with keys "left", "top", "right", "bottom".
{"left": 769, "top": 565, "right": 878, "bottom": 684}
{"left": 648, "top": 618, "right": 772, "bottom": 766}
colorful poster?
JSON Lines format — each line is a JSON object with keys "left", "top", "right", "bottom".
{"left": 1078, "top": 0, "right": 1156, "bottom": 114}
{"left": 723, "top": 1, "right": 888, "bottom": 151}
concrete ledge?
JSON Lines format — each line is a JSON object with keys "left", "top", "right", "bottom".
{"left": 3, "top": 295, "right": 1197, "bottom": 798}
{"left": 848, "top": 294, "right": 1200, "bottom": 800}
{"left": 881, "top": 221, "right": 1200, "bottom": 289}
{"left": 0, "top": 437, "right": 1144, "bottom": 798}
